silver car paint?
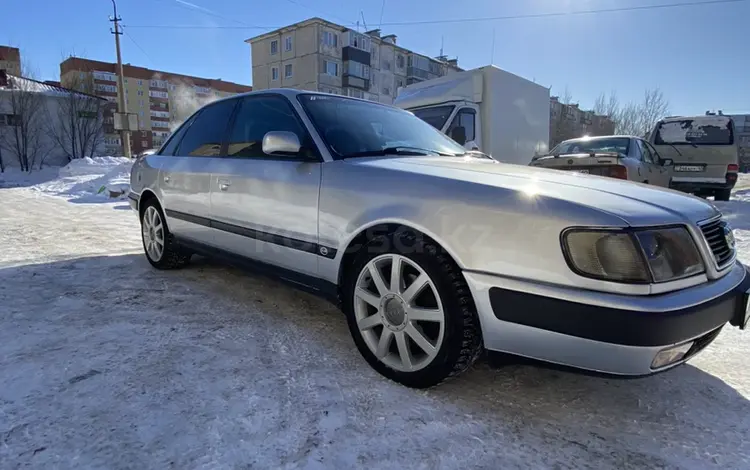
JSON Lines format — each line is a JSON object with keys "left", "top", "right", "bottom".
{"left": 130, "top": 89, "right": 741, "bottom": 375}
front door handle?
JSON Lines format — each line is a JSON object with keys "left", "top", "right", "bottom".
{"left": 218, "top": 179, "right": 231, "bottom": 191}
{"left": 163, "top": 175, "right": 170, "bottom": 183}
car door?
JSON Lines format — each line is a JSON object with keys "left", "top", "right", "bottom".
{"left": 159, "top": 98, "right": 238, "bottom": 246}
{"left": 643, "top": 141, "right": 671, "bottom": 188}
{"left": 209, "top": 94, "right": 322, "bottom": 277}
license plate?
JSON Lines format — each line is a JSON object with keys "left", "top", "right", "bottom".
{"left": 569, "top": 169, "right": 589, "bottom": 174}
{"left": 674, "top": 165, "right": 705, "bottom": 172}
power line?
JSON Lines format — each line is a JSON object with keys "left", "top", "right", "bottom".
{"left": 121, "top": 26, "right": 155, "bottom": 65}
{"left": 124, "top": 0, "right": 749, "bottom": 30}
{"left": 377, "top": 0, "right": 749, "bottom": 27}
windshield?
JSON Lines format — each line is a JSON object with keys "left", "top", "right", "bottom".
{"left": 654, "top": 116, "right": 734, "bottom": 145}
{"left": 409, "top": 105, "right": 455, "bottom": 130}
{"left": 548, "top": 137, "right": 630, "bottom": 156}
{"left": 298, "top": 94, "right": 467, "bottom": 158}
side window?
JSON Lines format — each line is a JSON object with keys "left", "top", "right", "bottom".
{"left": 158, "top": 115, "right": 195, "bottom": 156}
{"left": 639, "top": 140, "right": 654, "bottom": 163}
{"left": 447, "top": 109, "right": 476, "bottom": 143}
{"left": 176, "top": 99, "right": 237, "bottom": 157}
{"left": 226, "top": 95, "right": 313, "bottom": 159}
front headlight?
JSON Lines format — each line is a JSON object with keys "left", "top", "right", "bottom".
{"left": 563, "top": 227, "right": 705, "bottom": 283}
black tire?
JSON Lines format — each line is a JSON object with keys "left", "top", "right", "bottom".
{"left": 342, "top": 229, "right": 483, "bottom": 388}
{"left": 140, "top": 198, "right": 191, "bottom": 270}
{"left": 715, "top": 189, "right": 731, "bottom": 201}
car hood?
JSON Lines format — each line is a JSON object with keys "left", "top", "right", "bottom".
{"left": 347, "top": 156, "right": 720, "bottom": 226}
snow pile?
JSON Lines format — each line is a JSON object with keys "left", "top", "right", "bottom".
{"left": 31, "top": 156, "right": 134, "bottom": 203}
{"left": 58, "top": 156, "right": 131, "bottom": 177}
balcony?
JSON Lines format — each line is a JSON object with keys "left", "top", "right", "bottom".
{"left": 407, "top": 67, "right": 429, "bottom": 80}
{"left": 342, "top": 75, "right": 369, "bottom": 90}
{"left": 342, "top": 46, "right": 370, "bottom": 65}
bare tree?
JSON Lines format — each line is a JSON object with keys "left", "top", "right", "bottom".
{"left": 0, "top": 69, "right": 48, "bottom": 172}
{"left": 592, "top": 88, "right": 670, "bottom": 137}
{"left": 46, "top": 72, "right": 106, "bottom": 161}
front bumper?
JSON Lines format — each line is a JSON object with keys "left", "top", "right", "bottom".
{"left": 464, "top": 262, "right": 750, "bottom": 376}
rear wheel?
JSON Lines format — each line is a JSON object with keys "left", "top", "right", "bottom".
{"left": 715, "top": 189, "right": 731, "bottom": 201}
{"left": 140, "top": 199, "right": 191, "bottom": 269}
{"left": 342, "top": 231, "right": 483, "bottom": 388}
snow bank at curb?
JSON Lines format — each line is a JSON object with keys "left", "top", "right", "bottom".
{"left": 31, "top": 156, "right": 134, "bottom": 203}
{"left": 58, "top": 157, "right": 131, "bottom": 178}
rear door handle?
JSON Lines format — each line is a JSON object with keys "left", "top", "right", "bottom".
{"left": 163, "top": 175, "right": 170, "bottom": 183}
{"left": 218, "top": 179, "right": 231, "bottom": 191}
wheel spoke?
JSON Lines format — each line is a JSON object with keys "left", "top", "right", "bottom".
{"left": 375, "top": 329, "right": 394, "bottom": 358}
{"left": 395, "top": 331, "right": 413, "bottom": 370}
{"left": 402, "top": 274, "right": 428, "bottom": 303}
{"left": 151, "top": 208, "right": 159, "bottom": 227}
{"left": 389, "top": 256, "right": 402, "bottom": 294}
{"left": 368, "top": 261, "right": 389, "bottom": 296}
{"left": 407, "top": 306, "right": 443, "bottom": 323}
{"left": 355, "top": 287, "right": 381, "bottom": 309}
{"left": 406, "top": 323, "right": 436, "bottom": 356}
{"left": 358, "top": 314, "right": 382, "bottom": 331}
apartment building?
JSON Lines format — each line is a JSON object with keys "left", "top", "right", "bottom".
{"left": 60, "top": 57, "right": 252, "bottom": 155}
{"left": 0, "top": 46, "right": 21, "bottom": 76}
{"left": 247, "top": 17, "right": 462, "bottom": 104}
{"left": 549, "top": 96, "right": 615, "bottom": 148}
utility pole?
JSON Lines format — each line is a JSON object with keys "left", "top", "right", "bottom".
{"left": 110, "top": 0, "right": 131, "bottom": 158}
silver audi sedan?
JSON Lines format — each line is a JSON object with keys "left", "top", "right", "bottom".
{"left": 129, "top": 89, "right": 750, "bottom": 388}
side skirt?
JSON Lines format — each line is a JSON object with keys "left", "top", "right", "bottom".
{"left": 173, "top": 236, "right": 340, "bottom": 306}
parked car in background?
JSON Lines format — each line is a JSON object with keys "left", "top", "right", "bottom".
{"left": 530, "top": 135, "right": 672, "bottom": 187}
{"left": 648, "top": 114, "right": 739, "bottom": 201}
{"left": 129, "top": 89, "right": 750, "bottom": 388}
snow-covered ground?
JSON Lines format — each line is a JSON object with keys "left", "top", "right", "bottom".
{"left": 2, "top": 171, "right": 750, "bottom": 469}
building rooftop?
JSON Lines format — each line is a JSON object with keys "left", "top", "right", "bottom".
{"left": 60, "top": 57, "right": 252, "bottom": 94}
{"left": 0, "top": 70, "right": 103, "bottom": 100}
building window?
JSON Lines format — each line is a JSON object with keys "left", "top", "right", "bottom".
{"left": 284, "top": 36, "right": 292, "bottom": 52}
{"left": 324, "top": 60, "right": 338, "bottom": 77}
{"left": 345, "top": 61, "right": 370, "bottom": 79}
{"left": 137, "top": 90, "right": 144, "bottom": 96}
{"left": 271, "top": 67, "right": 279, "bottom": 81}
{"left": 396, "top": 54, "right": 404, "bottom": 68}
{"left": 383, "top": 60, "right": 391, "bottom": 71}
{"left": 382, "top": 86, "right": 390, "bottom": 96}
{"left": 348, "top": 32, "right": 370, "bottom": 52}
{"left": 396, "top": 78, "right": 404, "bottom": 89}
{"left": 270, "top": 40, "right": 278, "bottom": 55}
{"left": 284, "top": 64, "right": 293, "bottom": 78}
{"left": 322, "top": 31, "right": 338, "bottom": 48}
{"left": 137, "top": 80, "right": 143, "bottom": 86}
{"left": 142, "top": 140, "right": 148, "bottom": 147}
{"left": 347, "top": 89, "right": 364, "bottom": 99}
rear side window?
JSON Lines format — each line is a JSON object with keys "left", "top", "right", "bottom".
{"left": 177, "top": 99, "right": 238, "bottom": 156}
{"left": 158, "top": 116, "right": 194, "bottom": 156}
{"left": 226, "top": 95, "right": 312, "bottom": 159}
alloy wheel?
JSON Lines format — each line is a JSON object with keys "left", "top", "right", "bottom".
{"left": 142, "top": 206, "right": 165, "bottom": 262}
{"left": 353, "top": 253, "right": 445, "bottom": 372}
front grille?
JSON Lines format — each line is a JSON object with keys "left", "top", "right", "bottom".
{"left": 699, "top": 217, "right": 734, "bottom": 267}
{"left": 685, "top": 326, "right": 723, "bottom": 359}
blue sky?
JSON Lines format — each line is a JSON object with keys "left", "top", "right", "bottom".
{"left": 2, "top": 0, "right": 749, "bottom": 115}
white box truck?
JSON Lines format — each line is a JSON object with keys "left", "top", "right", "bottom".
{"left": 393, "top": 65, "right": 550, "bottom": 166}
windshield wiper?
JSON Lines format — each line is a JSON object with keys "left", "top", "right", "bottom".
{"left": 342, "top": 146, "right": 450, "bottom": 158}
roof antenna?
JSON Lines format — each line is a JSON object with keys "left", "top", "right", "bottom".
{"left": 491, "top": 28, "right": 496, "bottom": 64}
{"left": 378, "top": 0, "right": 386, "bottom": 29}
{"left": 440, "top": 36, "right": 444, "bottom": 57}
{"left": 360, "top": 11, "right": 368, "bottom": 32}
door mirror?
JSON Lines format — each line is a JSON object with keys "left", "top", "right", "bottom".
{"left": 450, "top": 126, "right": 467, "bottom": 145}
{"left": 661, "top": 158, "right": 673, "bottom": 167}
{"left": 262, "top": 131, "right": 301, "bottom": 155}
